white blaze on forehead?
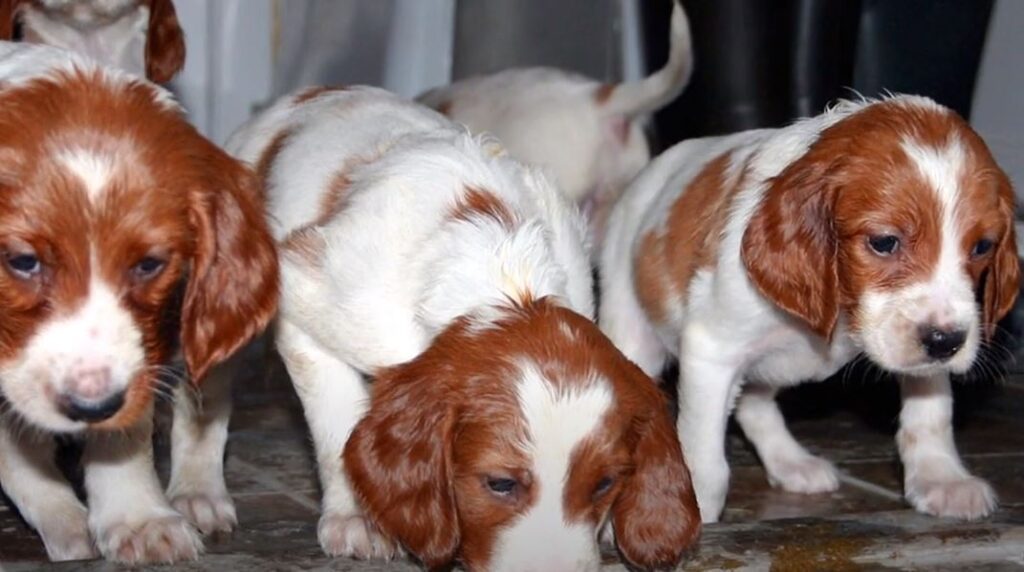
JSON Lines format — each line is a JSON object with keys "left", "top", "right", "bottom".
{"left": 901, "top": 138, "right": 972, "bottom": 297}
{"left": 58, "top": 149, "right": 114, "bottom": 202}
{"left": 489, "top": 361, "right": 611, "bottom": 571}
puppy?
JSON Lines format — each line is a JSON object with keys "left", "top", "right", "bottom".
{"left": 418, "top": 0, "right": 692, "bottom": 247}
{"left": 226, "top": 85, "right": 700, "bottom": 571}
{"left": 599, "top": 95, "right": 1019, "bottom": 523}
{"left": 0, "top": 0, "right": 185, "bottom": 82}
{"left": 0, "top": 42, "right": 277, "bottom": 562}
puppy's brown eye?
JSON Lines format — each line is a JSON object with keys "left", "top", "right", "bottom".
{"left": 868, "top": 235, "right": 899, "bottom": 256}
{"left": 131, "top": 256, "right": 166, "bottom": 281}
{"left": 486, "top": 477, "right": 518, "bottom": 497}
{"left": 593, "top": 476, "right": 614, "bottom": 499}
{"left": 972, "top": 238, "right": 995, "bottom": 258}
{"left": 5, "top": 252, "right": 41, "bottom": 279}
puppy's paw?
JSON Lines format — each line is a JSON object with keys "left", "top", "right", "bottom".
{"left": 319, "top": 512, "right": 401, "bottom": 560}
{"left": 94, "top": 513, "right": 203, "bottom": 564}
{"left": 765, "top": 453, "right": 839, "bottom": 494}
{"left": 906, "top": 476, "right": 997, "bottom": 520}
{"left": 170, "top": 490, "right": 237, "bottom": 535}
{"left": 39, "top": 512, "right": 98, "bottom": 562}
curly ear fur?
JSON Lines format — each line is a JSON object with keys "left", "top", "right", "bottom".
{"left": 611, "top": 364, "right": 701, "bottom": 569}
{"left": 343, "top": 363, "right": 460, "bottom": 570}
{"left": 742, "top": 148, "right": 840, "bottom": 339}
{"left": 143, "top": 0, "right": 184, "bottom": 82}
{"left": 182, "top": 140, "right": 278, "bottom": 383}
{"left": 984, "top": 172, "right": 1020, "bottom": 338}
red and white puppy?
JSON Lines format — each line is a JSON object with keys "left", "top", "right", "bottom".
{"left": 227, "top": 86, "right": 699, "bottom": 571}
{"left": 418, "top": 0, "right": 692, "bottom": 247}
{"left": 0, "top": 0, "right": 185, "bottom": 82}
{"left": 600, "top": 95, "right": 1019, "bottom": 523}
{"left": 0, "top": 42, "right": 277, "bottom": 562}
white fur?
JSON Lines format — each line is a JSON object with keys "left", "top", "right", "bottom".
{"left": 0, "top": 275, "right": 144, "bottom": 432}
{"left": 416, "top": 1, "right": 693, "bottom": 247}
{"left": 600, "top": 95, "right": 997, "bottom": 522}
{"left": 0, "top": 41, "right": 178, "bottom": 109}
{"left": 490, "top": 363, "right": 610, "bottom": 572}
{"left": 58, "top": 148, "right": 113, "bottom": 201}
{"left": 225, "top": 86, "right": 595, "bottom": 560}
{"left": 19, "top": 3, "right": 149, "bottom": 79}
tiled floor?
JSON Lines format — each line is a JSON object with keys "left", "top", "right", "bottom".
{"left": 2, "top": 340, "right": 1024, "bottom": 570}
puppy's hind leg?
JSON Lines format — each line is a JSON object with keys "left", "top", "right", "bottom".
{"left": 735, "top": 383, "right": 838, "bottom": 494}
{"left": 276, "top": 319, "right": 399, "bottom": 560}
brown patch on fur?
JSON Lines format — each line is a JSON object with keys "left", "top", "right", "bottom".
{"left": 450, "top": 186, "right": 516, "bottom": 228}
{"left": 344, "top": 298, "right": 699, "bottom": 570}
{"left": 594, "top": 83, "right": 615, "bottom": 105}
{"left": 276, "top": 155, "right": 371, "bottom": 265}
{"left": 253, "top": 128, "right": 291, "bottom": 196}
{"left": 434, "top": 98, "right": 453, "bottom": 117}
{"left": 318, "top": 166, "right": 353, "bottom": 224}
{"left": 0, "top": 66, "right": 278, "bottom": 428}
{"left": 279, "top": 226, "right": 326, "bottom": 267}
{"left": 634, "top": 152, "right": 746, "bottom": 324}
{"left": 293, "top": 85, "right": 349, "bottom": 105}
{"left": 634, "top": 230, "right": 672, "bottom": 324}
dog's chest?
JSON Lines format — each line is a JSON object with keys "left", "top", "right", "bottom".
{"left": 743, "top": 327, "right": 858, "bottom": 386}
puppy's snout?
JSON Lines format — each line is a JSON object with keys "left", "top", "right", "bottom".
{"left": 58, "top": 363, "right": 124, "bottom": 422}
{"left": 58, "top": 390, "right": 125, "bottom": 422}
{"left": 918, "top": 326, "right": 966, "bottom": 360}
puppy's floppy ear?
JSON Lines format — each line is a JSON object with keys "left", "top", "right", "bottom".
{"left": 0, "top": 0, "right": 27, "bottom": 40}
{"left": 612, "top": 364, "right": 700, "bottom": 569}
{"left": 144, "top": 0, "right": 185, "bottom": 83}
{"left": 742, "top": 147, "right": 840, "bottom": 339}
{"left": 183, "top": 139, "right": 278, "bottom": 383}
{"left": 343, "top": 362, "right": 460, "bottom": 570}
{"left": 984, "top": 172, "right": 1020, "bottom": 338}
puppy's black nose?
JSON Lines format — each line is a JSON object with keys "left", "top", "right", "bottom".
{"left": 59, "top": 391, "right": 125, "bottom": 422}
{"left": 919, "top": 326, "right": 967, "bottom": 360}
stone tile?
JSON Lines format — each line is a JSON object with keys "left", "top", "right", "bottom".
{"left": 0, "top": 502, "right": 49, "bottom": 562}
{"left": 722, "top": 461, "right": 906, "bottom": 524}
{"left": 222, "top": 430, "right": 320, "bottom": 495}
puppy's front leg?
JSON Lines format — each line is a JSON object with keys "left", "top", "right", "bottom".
{"left": 167, "top": 356, "right": 238, "bottom": 535}
{"left": 735, "top": 383, "right": 838, "bottom": 494}
{"left": 277, "top": 319, "right": 399, "bottom": 560}
{"left": 898, "top": 374, "right": 996, "bottom": 519}
{"left": 677, "top": 336, "right": 742, "bottom": 523}
{"left": 0, "top": 421, "right": 96, "bottom": 561}
{"left": 84, "top": 409, "right": 203, "bottom": 564}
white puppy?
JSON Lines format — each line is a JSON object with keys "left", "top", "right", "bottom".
{"left": 418, "top": 0, "right": 692, "bottom": 246}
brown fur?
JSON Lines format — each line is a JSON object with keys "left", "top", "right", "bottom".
{"left": 634, "top": 152, "right": 747, "bottom": 324}
{"left": 450, "top": 186, "right": 516, "bottom": 228}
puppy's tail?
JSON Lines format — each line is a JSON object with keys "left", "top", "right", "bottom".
{"left": 597, "top": 0, "right": 693, "bottom": 119}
